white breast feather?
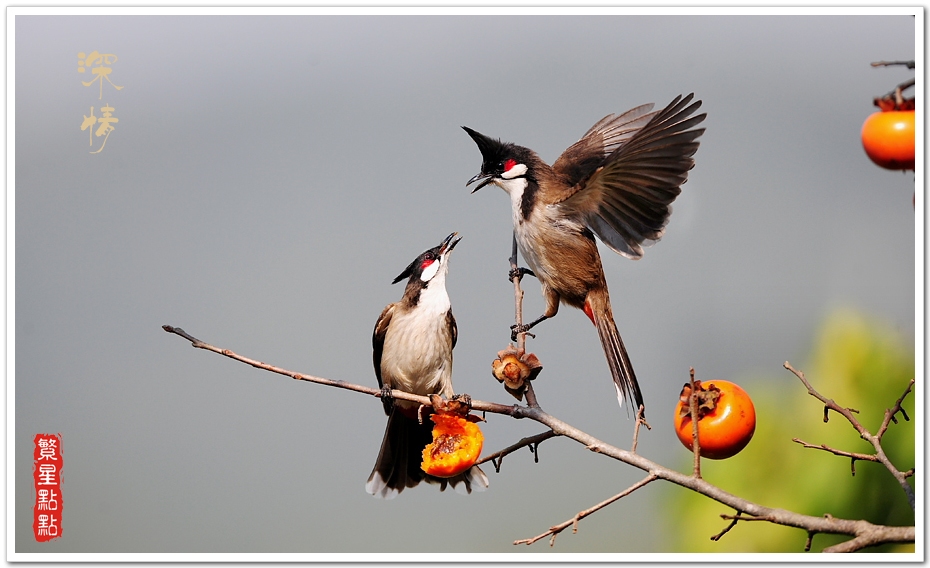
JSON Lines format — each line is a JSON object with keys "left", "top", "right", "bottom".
{"left": 379, "top": 267, "right": 453, "bottom": 398}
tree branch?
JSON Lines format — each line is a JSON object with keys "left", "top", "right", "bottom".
{"left": 509, "top": 234, "right": 540, "bottom": 408}
{"left": 513, "top": 473, "right": 658, "bottom": 546}
{"left": 784, "top": 362, "right": 915, "bottom": 510}
{"left": 688, "top": 367, "right": 702, "bottom": 478}
{"left": 161, "top": 325, "right": 520, "bottom": 418}
{"left": 163, "top": 325, "right": 915, "bottom": 552}
{"left": 476, "top": 430, "right": 558, "bottom": 472}
{"left": 870, "top": 59, "right": 915, "bottom": 70}
{"left": 710, "top": 510, "right": 742, "bottom": 542}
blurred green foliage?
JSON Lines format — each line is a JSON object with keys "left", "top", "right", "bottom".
{"left": 664, "top": 308, "right": 915, "bottom": 553}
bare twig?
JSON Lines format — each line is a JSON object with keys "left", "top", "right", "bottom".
{"left": 870, "top": 60, "right": 915, "bottom": 69}
{"left": 804, "top": 531, "right": 816, "bottom": 552}
{"left": 792, "top": 438, "right": 879, "bottom": 476}
{"left": 514, "top": 474, "right": 659, "bottom": 546}
{"left": 509, "top": 234, "right": 528, "bottom": 354}
{"left": 631, "top": 404, "right": 649, "bottom": 454}
{"left": 162, "top": 326, "right": 915, "bottom": 552}
{"left": 161, "top": 325, "right": 520, "bottom": 418}
{"left": 784, "top": 362, "right": 915, "bottom": 510}
{"left": 710, "top": 510, "right": 742, "bottom": 541}
{"left": 508, "top": 234, "right": 541, "bottom": 409}
{"left": 689, "top": 368, "right": 702, "bottom": 478}
{"left": 877, "top": 380, "right": 914, "bottom": 440}
{"left": 477, "top": 430, "right": 558, "bottom": 472}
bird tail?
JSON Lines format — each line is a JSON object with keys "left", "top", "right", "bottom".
{"left": 366, "top": 410, "right": 488, "bottom": 499}
{"left": 586, "top": 289, "right": 645, "bottom": 416}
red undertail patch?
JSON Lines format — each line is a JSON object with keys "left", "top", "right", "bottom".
{"left": 583, "top": 300, "right": 596, "bottom": 326}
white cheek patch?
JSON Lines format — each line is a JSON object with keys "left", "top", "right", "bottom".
{"left": 499, "top": 176, "right": 527, "bottom": 208}
{"left": 420, "top": 259, "right": 440, "bottom": 282}
{"left": 501, "top": 162, "right": 527, "bottom": 180}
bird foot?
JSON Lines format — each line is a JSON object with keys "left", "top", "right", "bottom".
{"left": 451, "top": 393, "right": 472, "bottom": 411}
{"left": 508, "top": 266, "right": 535, "bottom": 282}
{"left": 379, "top": 385, "right": 394, "bottom": 415}
{"left": 429, "top": 393, "right": 473, "bottom": 417}
{"left": 510, "top": 323, "right": 536, "bottom": 342}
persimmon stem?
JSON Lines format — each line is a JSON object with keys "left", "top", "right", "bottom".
{"left": 631, "top": 404, "right": 650, "bottom": 453}
{"left": 689, "top": 367, "right": 702, "bottom": 479}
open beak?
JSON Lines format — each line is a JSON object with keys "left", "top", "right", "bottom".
{"left": 467, "top": 172, "right": 494, "bottom": 193}
{"left": 440, "top": 232, "right": 462, "bottom": 255}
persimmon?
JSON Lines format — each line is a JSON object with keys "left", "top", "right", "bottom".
{"left": 421, "top": 412, "right": 484, "bottom": 478}
{"left": 674, "top": 379, "right": 756, "bottom": 460}
{"left": 861, "top": 110, "right": 915, "bottom": 170}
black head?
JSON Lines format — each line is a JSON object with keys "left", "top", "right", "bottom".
{"left": 392, "top": 232, "right": 462, "bottom": 285}
{"left": 462, "top": 126, "right": 532, "bottom": 192}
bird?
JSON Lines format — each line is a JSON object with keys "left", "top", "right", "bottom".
{"left": 366, "top": 232, "right": 489, "bottom": 499}
{"left": 463, "top": 93, "right": 706, "bottom": 415}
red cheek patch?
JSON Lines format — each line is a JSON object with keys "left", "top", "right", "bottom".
{"left": 504, "top": 159, "right": 517, "bottom": 172}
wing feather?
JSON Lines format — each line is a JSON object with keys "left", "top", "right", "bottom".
{"left": 553, "top": 103, "right": 657, "bottom": 188}
{"left": 558, "top": 94, "right": 706, "bottom": 259}
{"left": 372, "top": 303, "right": 395, "bottom": 389}
{"left": 446, "top": 309, "right": 457, "bottom": 350}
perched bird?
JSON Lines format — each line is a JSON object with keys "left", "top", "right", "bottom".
{"left": 366, "top": 232, "right": 488, "bottom": 498}
{"left": 464, "top": 94, "right": 706, "bottom": 414}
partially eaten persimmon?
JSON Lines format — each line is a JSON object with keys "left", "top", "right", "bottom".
{"left": 421, "top": 413, "right": 484, "bottom": 478}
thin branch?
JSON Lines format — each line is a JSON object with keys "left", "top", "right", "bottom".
{"left": 784, "top": 362, "right": 915, "bottom": 510}
{"left": 719, "top": 513, "right": 777, "bottom": 523}
{"left": 162, "top": 325, "right": 520, "bottom": 418}
{"left": 689, "top": 367, "right": 702, "bottom": 478}
{"left": 509, "top": 234, "right": 524, "bottom": 350}
{"left": 870, "top": 60, "right": 915, "bottom": 69}
{"left": 514, "top": 474, "right": 659, "bottom": 546}
{"left": 163, "top": 326, "right": 915, "bottom": 552}
{"left": 476, "top": 430, "right": 558, "bottom": 472}
{"left": 509, "top": 234, "right": 540, "bottom": 409}
{"left": 792, "top": 437, "right": 880, "bottom": 476}
{"left": 710, "top": 510, "right": 742, "bottom": 541}
{"left": 877, "top": 379, "right": 914, "bottom": 440}
{"left": 630, "top": 404, "right": 649, "bottom": 454}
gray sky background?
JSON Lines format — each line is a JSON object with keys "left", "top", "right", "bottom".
{"left": 13, "top": 11, "right": 918, "bottom": 556}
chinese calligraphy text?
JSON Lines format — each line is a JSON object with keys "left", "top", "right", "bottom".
{"left": 78, "top": 51, "right": 123, "bottom": 154}
{"left": 33, "top": 434, "right": 63, "bottom": 542}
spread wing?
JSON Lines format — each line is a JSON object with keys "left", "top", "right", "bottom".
{"left": 372, "top": 303, "right": 395, "bottom": 389}
{"left": 554, "top": 94, "right": 706, "bottom": 259}
{"left": 552, "top": 102, "right": 657, "bottom": 188}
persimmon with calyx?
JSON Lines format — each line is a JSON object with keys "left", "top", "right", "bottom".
{"left": 861, "top": 109, "right": 915, "bottom": 171}
{"left": 674, "top": 379, "right": 756, "bottom": 460}
{"left": 421, "top": 395, "right": 484, "bottom": 478}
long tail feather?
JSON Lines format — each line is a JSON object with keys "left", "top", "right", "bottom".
{"left": 587, "top": 291, "right": 645, "bottom": 415}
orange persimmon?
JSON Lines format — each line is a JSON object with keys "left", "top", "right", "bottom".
{"left": 861, "top": 110, "right": 915, "bottom": 170}
{"left": 674, "top": 379, "right": 756, "bottom": 460}
{"left": 421, "top": 413, "right": 484, "bottom": 478}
